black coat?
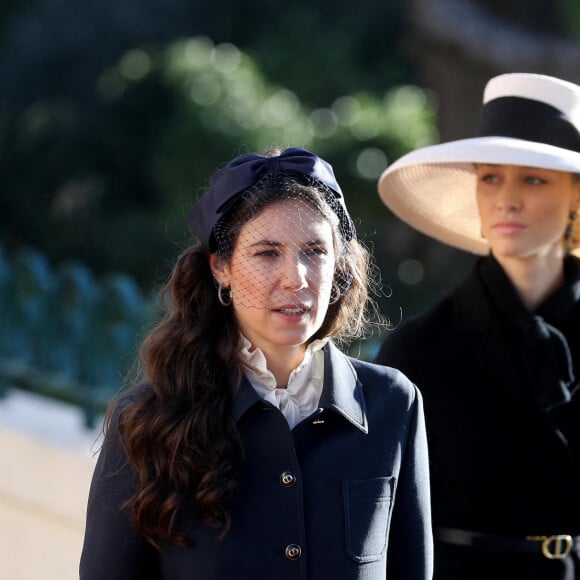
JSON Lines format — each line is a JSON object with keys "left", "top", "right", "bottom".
{"left": 376, "top": 255, "right": 580, "bottom": 580}
{"left": 80, "top": 341, "right": 433, "bottom": 580}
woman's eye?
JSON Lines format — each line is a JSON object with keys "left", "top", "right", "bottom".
{"left": 255, "top": 249, "right": 279, "bottom": 257}
{"left": 480, "top": 174, "right": 498, "bottom": 184}
{"left": 304, "top": 247, "right": 327, "bottom": 257}
{"left": 524, "top": 176, "right": 545, "bottom": 185}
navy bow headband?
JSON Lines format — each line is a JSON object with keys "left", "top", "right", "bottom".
{"left": 187, "top": 147, "right": 355, "bottom": 249}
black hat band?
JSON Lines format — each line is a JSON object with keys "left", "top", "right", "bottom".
{"left": 477, "top": 96, "right": 580, "bottom": 153}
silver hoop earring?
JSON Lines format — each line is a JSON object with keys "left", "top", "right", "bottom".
{"left": 217, "top": 283, "right": 232, "bottom": 307}
{"left": 328, "top": 282, "right": 341, "bottom": 305}
{"left": 329, "top": 269, "right": 353, "bottom": 305}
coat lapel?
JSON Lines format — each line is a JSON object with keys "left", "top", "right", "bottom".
{"left": 319, "top": 342, "right": 368, "bottom": 434}
{"left": 231, "top": 373, "right": 263, "bottom": 422}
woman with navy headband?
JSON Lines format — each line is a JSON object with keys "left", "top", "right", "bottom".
{"left": 376, "top": 73, "right": 580, "bottom": 579}
{"left": 80, "top": 147, "right": 433, "bottom": 579}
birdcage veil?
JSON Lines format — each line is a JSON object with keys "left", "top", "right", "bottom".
{"left": 186, "top": 147, "right": 381, "bottom": 343}
{"left": 211, "top": 171, "right": 355, "bottom": 312}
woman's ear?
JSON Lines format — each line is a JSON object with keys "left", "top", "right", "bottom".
{"left": 209, "top": 253, "right": 230, "bottom": 286}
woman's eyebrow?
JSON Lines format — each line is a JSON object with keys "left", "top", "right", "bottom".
{"left": 248, "top": 239, "right": 328, "bottom": 248}
{"left": 248, "top": 239, "right": 283, "bottom": 248}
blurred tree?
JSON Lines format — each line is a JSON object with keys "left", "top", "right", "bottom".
{"left": 0, "top": 29, "right": 437, "bottom": 321}
{"left": 13, "top": 0, "right": 561, "bottom": 322}
{"left": 0, "top": 0, "right": 410, "bottom": 108}
{"left": 153, "top": 38, "right": 441, "bottom": 319}
{"left": 0, "top": 0, "right": 37, "bottom": 47}
{"left": 558, "top": 0, "right": 580, "bottom": 37}
{"left": 408, "top": 0, "right": 580, "bottom": 142}
{"left": 1, "top": 0, "right": 579, "bottom": 340}
{"left": 480, "top": 0, "right": 563, "bottom": 33}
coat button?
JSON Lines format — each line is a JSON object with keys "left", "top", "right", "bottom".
{"left": 285, "top": 544, "right": 302, "bottom": 560}
{"left": 280, "top": 471, "right": 297, "bottom": 487}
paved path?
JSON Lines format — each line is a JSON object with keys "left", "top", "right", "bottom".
{"left": 0, "top": 389, "right": 102, "bottom": 580}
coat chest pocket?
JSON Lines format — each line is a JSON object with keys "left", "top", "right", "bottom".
{"left": 342, "top": 477, "right": 395, "bottom": 563}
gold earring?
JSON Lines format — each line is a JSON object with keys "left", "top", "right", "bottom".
{"left": 564, "top": 210, "right": 577, "bottom": 242}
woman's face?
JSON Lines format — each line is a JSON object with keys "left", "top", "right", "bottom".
{"left": 475, "top": 164, "right": 580, "bottom": 261}
{"left": 211, "top": 198, "right": 336, "bottom": 359}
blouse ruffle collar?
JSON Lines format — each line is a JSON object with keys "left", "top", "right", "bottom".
{"left": 240, "top": 335, "right": 327, "bottom": 429}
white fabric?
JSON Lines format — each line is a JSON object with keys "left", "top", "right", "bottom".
{"left": 240, "top": 335, "right": 326, "bottom": 429}
{"left": 483, "top": 73, "right": 580, "bottom": 126}
{"left": 378, "top": 72, "right": 580, "bottom": 254}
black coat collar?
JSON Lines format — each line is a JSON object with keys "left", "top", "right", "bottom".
{"left": 453, "top": 255, "right": 579, "bottom": 411}
{"left": 454, "top": 255, "right": 580, "bottom": 330}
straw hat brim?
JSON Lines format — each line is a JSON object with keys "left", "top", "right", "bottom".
{"left": 378, "top": 136, "right": 580, "bottom": 254}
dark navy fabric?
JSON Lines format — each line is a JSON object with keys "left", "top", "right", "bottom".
{"left": 186, "top": 147, "right": 356, "bottom": 248}
{"left": 80, "top": 341, "right": 432, "bottom": 580}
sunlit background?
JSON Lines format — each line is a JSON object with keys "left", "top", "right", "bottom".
{"left": 1, "top": 0, "right": 580, "bottom": 577}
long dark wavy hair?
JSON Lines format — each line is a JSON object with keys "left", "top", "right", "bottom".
{"left": 106, "top": 170, "right": 383, "bottom": 548}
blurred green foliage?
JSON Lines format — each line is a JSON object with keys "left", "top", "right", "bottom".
{"left": 558, "top": 0, "right": 580, "bottom": 37}
{"left": 1, "top": 0, "right": 580, "bottom": 356}
{"left": 0, "top": 0, "right": 448, "bottom": 320}
{"left": 0, "top": 0, "right": 475, "bottom": 325}
{"left": 0, "top": 0, "right": 579, "bottom": 372}
{"left": 0, "top": 37, "right": 435, "bottom": 259}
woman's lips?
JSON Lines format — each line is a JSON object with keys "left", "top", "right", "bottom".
{"left": 273, "top": 304, "right": 311, "bottom": 318}
{"left": 275, "top": 305, "right": 308, "bottom": 314}
{"left": 492, "top": 222, "right": 526, "bottom": 235}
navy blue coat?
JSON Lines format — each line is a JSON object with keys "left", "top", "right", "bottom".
{"left": 80, "top": 341, "right": 433, "bottom": 580}
{"left": 376, "top": 255, "right": 580, "bottom": 580}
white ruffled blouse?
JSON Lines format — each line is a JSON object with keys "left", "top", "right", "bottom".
{"left": 240, "top": 335, "right": 327, "bottom": 429}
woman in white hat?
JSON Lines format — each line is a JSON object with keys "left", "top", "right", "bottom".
{"left": 376, "top": 73, "right": 580, "bottom": 580}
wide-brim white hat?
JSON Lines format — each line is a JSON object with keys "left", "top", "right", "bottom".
{"left": 378, "top": 73, "right": 580, "bottom": 254}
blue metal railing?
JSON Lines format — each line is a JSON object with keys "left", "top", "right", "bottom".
{"left": 0, "top": 245, "right": 152, "bottom": 428}
{"left": 0, "top": 244, "right": 383, "bottom": 429}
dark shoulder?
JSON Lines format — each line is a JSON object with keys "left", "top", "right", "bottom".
{"left": 385, "top": 291, "right": 456, "bottom": 346}
{"left": 383, "top": 259, "right": 486, "bottom": 343}
{"left": 349, "top": 356, "right": 419, "bottom": 405}
{"left": 111, "top": 382, "right": 153, "bottom": 411}
{"left": 104, "top": 382, "right": 154, "bottom": 439}
{"left": 374, "top": 281, "right": 465, "bottom": 373}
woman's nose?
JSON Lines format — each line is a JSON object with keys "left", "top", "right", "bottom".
{"left": 495, "top": 185, "right": 522, "bottom": 211}
{"left": 280, "top": 257, "right": 308, "bottom": 290}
